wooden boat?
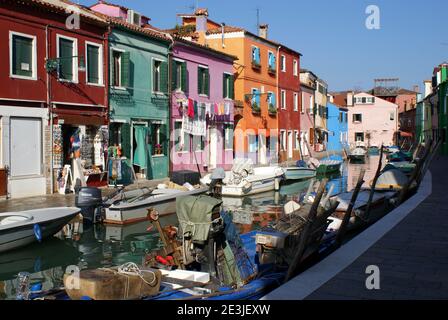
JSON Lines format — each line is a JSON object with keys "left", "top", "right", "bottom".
{"left": 383, "top": 162, "right": 416, "bottom": 176}
{"left": 371, "top": 168, "right": 410, "bottom": 191}
{"left": 0, "top": 207, "right": 81, "bottom": 253}
{"left": 201, "top": 160, "right": 285, "bottom": 197}
{"left": 103, "top": 186, "right": 208, "bottom": 225}
{"left": 348, "top": 147, "right": 367, "bottom": 162}
{"left": 315, "top": 159, "right": 343, "bottom": 175}
{"left": 368, "top": 146, "right": 380, "bottom": 155}
{"left": 284, "top": 166, "right": 316, "bottom": 181}
{"left": 387, "top": 151, "right": 413, "bottom": 162}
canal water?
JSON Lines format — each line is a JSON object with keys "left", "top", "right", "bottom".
{"left": 0, "top": 154, "right": 384, "bottom": 300}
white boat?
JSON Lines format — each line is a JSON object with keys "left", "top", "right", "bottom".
{"left": 348, "top": 147, "right": 367, "bottom": 162}
{"left": 0, "top": 207, "right": 81, "bottom": 253}
{"left": 104, "top": 185, "right": 208, "bottom": 225}
{"left": 201, "top": 159, "right": 285, "bottom": 197}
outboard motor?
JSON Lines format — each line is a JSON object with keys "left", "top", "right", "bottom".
{"left": 75, "top": 187, "right": 103, "bottom": 224}
{"left": 209, "top": 167, "right": 226, "bottom": 199}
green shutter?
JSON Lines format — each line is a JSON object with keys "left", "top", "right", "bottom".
{"left": 205, "top": 69, "right": 210, "bottom": 96}
{"left": 181, "top": 62, "right": 187, "bottom": 92}
{"left": 230, "top": 75, "right": 235, "bottom": 100}
{"left": 59, "top": 38, "right": 74, "bottom": 81}
{"left": 120, "top": 123, "right": 131, "bottom": 159}
{"left": 87, "top": 45, "right": 99, "bottom": 84}
{"left": 160, "top": 61, "right": 168, "bottom": 93}
{"left": 110, "top": 50, "right": 115, "bottom": 86}
{"left": 223, "top": 74, "right": 227, "bottom": 99}
{"left": 171, "top": 60, "right": 177, "bottom": 91}
{"left": 12, "top": 35, "right": 33, "bottom": 77}
{"left": 121, "top": 51, "right": 130, "bottom": 88}
{"left": 198, "top": 67, "right": 203, "bottom": 94}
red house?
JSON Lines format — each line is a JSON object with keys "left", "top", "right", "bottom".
{"left": 278, "top": 45, "right": 302, "bottom": 162}
{"left": 0, "top": 0, "right": 108, "bottom": 198}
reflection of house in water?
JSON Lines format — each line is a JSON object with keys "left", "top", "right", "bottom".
{"left": 346, "top": 155, "right": 385, "bottom": 191}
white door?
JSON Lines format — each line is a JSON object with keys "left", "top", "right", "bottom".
{"left": 10, "top": 118, "right": 42, "bottom": 177}
{"left": 258, "top": 134, "right": 267, "bottom": 165}
{"left": 288, "top": 131, "right": 293, "bottom": 159}
{"left": 209, "top": 127, "right": 218, "bottom": 169}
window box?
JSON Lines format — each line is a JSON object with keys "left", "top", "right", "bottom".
{"left": 252, "top": 101, "right": 261, "bottom": 113}
{"left": 252, "top": 61, "right": 261, "bottom": 70}
{"left": 268, "top": 103, "right": 277, "bottom": 115}
{"left": 268, "top": 66, "right": 276, "bottom": 75}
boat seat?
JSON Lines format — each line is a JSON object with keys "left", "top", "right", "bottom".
{"left": 0, "top": 213, "right": 34, "bottom": 226}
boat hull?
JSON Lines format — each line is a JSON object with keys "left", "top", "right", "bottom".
{"left": 221, "top": 177, "right": 281, "bottom": 197}
{"left": 284, "top": 168, "right": 316, "bottom": 181}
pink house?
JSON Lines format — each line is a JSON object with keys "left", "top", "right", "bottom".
{"left": 346, "top": 92, "right": 398, "bottom": 148}
{"left": 170, "top": 37, "right": 236, "bottom": 173}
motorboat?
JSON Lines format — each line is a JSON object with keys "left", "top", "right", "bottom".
{"left": 283, "top": 160, "right": 316, "bottom": 181}
{"left": 201, "top": 159, "right": 285, "bottom": 197}
{"left": 348, "top": 146, "right": 367, "bottom": 162}
{"left": 0, "top": 207, "right": 80, "bottom": 253}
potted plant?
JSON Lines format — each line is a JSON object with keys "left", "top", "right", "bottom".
{"left": 268, "top": 103, "right": 277, "bottom": 114}
{"left": 252, "top": 101, "right": 260, "bottom": 113}
{"left": 154, "top": 144, "right": 163, "bottom": 155}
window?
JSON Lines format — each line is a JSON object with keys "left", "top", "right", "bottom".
{"left": 224, "top": 124, "right": 233, "bottom": 150}
{"left": 252, "top": 46, "right": 261, "bottom": 67}
{"left": 198, "top": 66, "right": 209, "bottom": 96}
{"left": 193, "top": 135, "right": 204, "bottom": 152}
{"left": 293, "top": 92, "right": 299, "bottom": 111}
{"left": 281, "top": 55, "right": 286, "bottom": 72}
{"left": 251, "top": 88, "right": 260, "bottom": 111}
{"left": 172, "top": 60, "right": 187, "bottom": 92}
{"left": 390, "top": 112, "right": 395, "bottom": 121}
{"left": 153, "top": 60, "right": 161, "bottom": 92}
{"left": 151, "top": 122, "right": 166, "bottom": 156}
{"left": 223, "top": 73, "right": 234, "bottom": 99}
{"left": 248, "top": 134, "right": 257, "bottom": 153}
{"left": 152, "top": 59, "right": 168, "bottom": 93}
{"left": 57, "top": 35, "right": 78, "bottom": 82}
{"left": 280, "top": 130, "right": 287, "bottom": 151}
{"left": 281, "top": 90, "right": 286, "bottom": 109}
{"left": 174, "top": 121, "right": 190, "bottom": 152}
{"left": 301, "top": 93, "right": 305, "bottom": 113}
{"left": 294, "top": 130, "right": 300, "bottom": 150}
{"left": 10, "top": 32, "right": 37, "bottom": 79}
{"left": 353, "top": 113, "right": 362, "bottom": 122}
{"left": 355, "top": 132, "right": 364, "bottom": 142}
{"left": 309, "top": 96, "right": 314, "bottom": 114}
{"left": 268, "top": 92, "right": 276, "bottom": 111}
{"left": 111, "top": 49, "right": 130, "bottom": 88}
{"left": 268, "top": 51, "right": 276, "bottom": 72}
{"left": 293, "top": 60, "right": 298, "bottom": 76}
{"left": 86, "top": 42, "right": 103, "bottom": 85}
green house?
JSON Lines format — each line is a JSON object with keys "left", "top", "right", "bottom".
{"left": 107, "top": 24, "right": 170, "bottom": 181}
{"left": 437, "top": 65, "right": 448, "bottom": 155}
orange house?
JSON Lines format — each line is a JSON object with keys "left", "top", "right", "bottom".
{"left": 175, "top": 10, "right": 279, "bottom": 165}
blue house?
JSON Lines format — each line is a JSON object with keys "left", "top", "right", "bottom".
{"left": 326, "top": 102, "right": 348, "bottom": 153}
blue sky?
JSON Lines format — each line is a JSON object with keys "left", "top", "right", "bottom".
{"left": 78, "top": 0, "right": 446, "bottom": 92}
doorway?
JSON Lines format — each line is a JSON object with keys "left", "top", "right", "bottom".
{"left": 209, "top": 126, "right": 218, "bottom": 170}
{"left": 131, "top": 122, "right": 149, "bottom": 179}
{"left": 258, "top": 134, "right": 267, "bottom": 165}
{"left": 287, "top": 131, "right": 293, "bottom": 159}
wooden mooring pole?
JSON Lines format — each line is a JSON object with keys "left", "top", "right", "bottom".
{"left": 334, "top": 169, "right": 366, "bottom": 247}
{"left": 284, "top": 179, "right": 328, "bottom": 282}
{"left": 364, "top": 145, "right": 384, "bottom": 220}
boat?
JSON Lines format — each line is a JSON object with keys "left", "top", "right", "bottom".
{"left": 368, "top": 146, "right": 380, "bottom": 155}
{"left": 201, "top": 159, "right": 285, "bottom": 197}
{"left": 283, "top": 161, "right": 316, "bottom": 181}
{"left": 370, "top": 168, "right": 410, "bottom": 191}
{"left": 314, "top": 159, "right": 343, "bottom": 175}
{"left": 103, "top": 184, "right": 208, "bottom": 225}
{"left": 0, "top": 207, "right": 81, "bottom": 253}
{"left": 387, "top": 150, "right": 413, "bottom": 162}
{"left": 348, "top": 146, "right": 367, "bottom": 162}
{"left": 383, "top": 161, "right": 416, "bottom": 176}
{"left": 384, "top": 146, "right": 400, "bottom": 154}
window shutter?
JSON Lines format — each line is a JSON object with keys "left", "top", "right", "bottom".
{"left": 205, "top": 69, "right": 210, "bottom": 96}
{"left": 121, "top": 51, "right": 130, "bottom": 88}
{"left": 120, "top": 123, "right": 131, "bottom": 159}
{"left": 198, "top": 67, "right": 203, "bottom": 94}
{"left": 256, "top": 89, "right": 260, "bottom": 106}
{"left": 110, "top": 50, "right": 115, "bottom": 86}
{"left": 181, "top": 62, "right": 187, "bottom": 92}
{"left": 272, "top": 92, "right": 276, "bottom": 107}
{"left": 13, "top": 36, "right": 33, "bottom": 77}
{"left": 256, "top": 48, "right": 260, "bottom": 64}
{"left": 87, "top": 45, "right": 99, "bottom": 84}
{"left": 230, "top": 75, "right": 234, "bottom": 99}
{"left": 160, "top": 61, "right": 168, "bottom": 93}
{"left": 59, "top": 38, "right": 74, "bottom": 80}
{"left": 171, "top": 60, "right": 177, "bottom": 91}
{"left": 223, "top": 74, "right": 227, "bottom": 99}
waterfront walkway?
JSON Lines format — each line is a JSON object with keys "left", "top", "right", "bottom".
{"left": 264, "top": 155, "right": 448, "bottom": 300}
{"left": 0, "top": 178, "right": 169, "bottom": 212}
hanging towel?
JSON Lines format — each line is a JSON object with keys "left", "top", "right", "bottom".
{"left": 214, "top": 103, "right": 219, "bottom": 115}
{"left": 224, "top": 102, "right": 230, "bottom": 115}
{"left": 188, "top": 98, "right": 195, "bottom": 118}
{"left": 205, "top": 103, "right": 211, "bottom": 116}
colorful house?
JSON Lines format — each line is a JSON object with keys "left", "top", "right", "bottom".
{"left": 299, "top": 69, "right": 317, "bottom": 156}
{"left": 326, "top": 102, "right": 348, "bottom": 153}
{"left": 173, "top": 9, "right": 282, "bottom": 165}
{"left": 435, "top": 64, "right": 448, "bottom": 154}
{"left": 314, "top": 78, "right": 329, "bottom": 152}
{"left": 169, "top": 37, "right": 236, "bottom": 173}
{"left": 417, "top": 80, "right": 434, "bottom": 143}
{"left": 277, "top": 44, "right": 302, "bottom": 163}
{"left": 0, "top": 0, "right": 109, "bottom": 198}
{"left": 90, "top": 2, "right": 171, "bottom": 180}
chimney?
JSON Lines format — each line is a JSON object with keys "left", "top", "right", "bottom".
{"left": 347, "top": 91, "right": 354, "bottom": 106}
{"left": 259, "top": 24, "right": 268, "bottom": 39}
{"left": 195, "top": 8, "right": 208, "bottom": 45}
{"left": 424, "top": 80, "right": 432, "bottom": 98}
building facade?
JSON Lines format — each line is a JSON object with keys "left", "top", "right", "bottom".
{"left": 314, "top": 78, "right": 328, "bottom": 152}
{"left": 170, "top": 38, "right": 236, "bottom": 173}
{"left": 299, "top": 70, "right": 317, "bottom": 156}
{"left": 326, "top": 102, "right": 348, "bottom": 153}
{"left": 0, "top": 0, "right": 109, "bottom": 198}
{"left": 91, "top": 3, "right": 171, "bottom": 181}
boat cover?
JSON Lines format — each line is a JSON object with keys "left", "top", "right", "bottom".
{"left": 226, "top": 159, "right": 255, "bottom": 185}
{"left": 176, "top": 195, "right": 222, "bottom": 243}
{"left": 375, "top": 169, "right": 409, "bottom": 190}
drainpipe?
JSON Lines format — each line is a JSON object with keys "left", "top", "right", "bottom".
{"left": 276, "top": 45, "right": 281, "bottom": 164}
{"left": 46, "top": 25, "right": 54, "bottom": 194}
{"left": 166, "top": 34, "right": 175, "bottom": 177}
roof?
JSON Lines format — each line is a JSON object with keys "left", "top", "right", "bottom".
{"left": 300, "top": 68, "right": 318, "bottom": 79}
{"left": 14, "top": 0, "right": 108, "bottom": 25}
{"left": 92, "top": 1, "right": 151, "bottom": 21}
{"left": 172, "top": 35, "right": 238, "bottom": 62}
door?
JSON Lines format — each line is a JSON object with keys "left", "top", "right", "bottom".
{"left": 287, "top": 131, "right": 293, "bottom": 159}
{"left": 258, "top": 134, "right": 267, "bottom": 165}
{"left": 209, "top": 127, "right": 218, "bottom": 169}
{"left": 131, "top": 121, "right": 149, "bottom": 179}
{"left": 10, "top": 118, "right": 42, "bottom": 177}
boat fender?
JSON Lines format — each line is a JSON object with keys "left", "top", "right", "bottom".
{"left": 156, "top": 255, "right": 169, "bottom": 265}
{"left": 33, "top": 224, "right": 42, "bottom": 242}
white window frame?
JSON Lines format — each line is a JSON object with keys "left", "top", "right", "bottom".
{"left": 294, "top": 130, "right": 300, "bottom": 150}
{"left": 223, "top": 72, "right": 233, "bottom": 99}
{"left": 173, "top": 58, "right": 185, "bottom": 93}
{"left": 56, "top": 34, "right": 78, "bottom": 83}
{"left": 281, "top": 90, "right": 287, "bottom": 110}
{"left": 301, "top": 92, "right": 305, "bottom": 113}
{"left": 268, "top": 50, "right": 275, "bottom": 69}
{"left": 293, "top": 92, "right": 299, "bottom": 111}
{"left": 111, "top": 47, "right": 125, "bottom": 90}
{"left": 85, "top": 41, "right": 104, "bottom": 86}
{"left": 293, "top": 59, "right": 298, "bottom": 76}
{"left": 251, "top": 45, "right": 260, "bottom": 64}
{"left": 198, "top": 64, "right": 209, "bottom": 97}
{"left": 152, "top": 57, "right": 165, "bottom": 94}
{"left": 310, "top": 95, "right": 314, "bottom": 114}
{"left": 280, "top": 130, "right": 287, "bottom": 151}
{"left": 281, "top": 55, "right": 286, "bottom": 72}
{"left": 9, "top": 31, "right": 38, "bottom": 80}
